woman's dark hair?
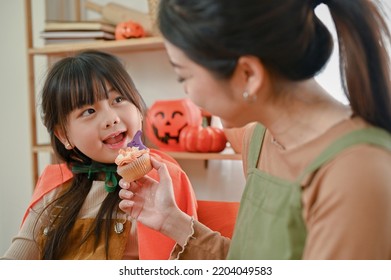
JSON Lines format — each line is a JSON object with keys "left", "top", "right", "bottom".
{"left": 38, "top": 50, "right": 146, "bottom": 259}
{"left": 158, "top": 0, "right": 391, "bottom": 133}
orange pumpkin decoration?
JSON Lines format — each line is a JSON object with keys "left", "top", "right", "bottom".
{"left": 115, "top": 21, "right": 145, "bottom": 40}
{"left": 179, "top": 119, "right": 228, "bottom": 153}
{"left": 145, "top": 99, "right": 202, "bottom": 151}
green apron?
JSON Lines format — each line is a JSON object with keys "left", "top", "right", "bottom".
{"left": 227, "top": 123, "right": 391, "bottom": 259}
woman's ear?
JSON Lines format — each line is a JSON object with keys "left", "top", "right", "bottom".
{"left": 236, "top": 55, "right": 266, "bottom": 101}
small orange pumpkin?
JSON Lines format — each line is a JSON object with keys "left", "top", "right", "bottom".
{"left": 179, "top": 120, "right": 227, "bottom": 153}
{"left": 145, "top": 99, "right": 202, "bottom": 151}
{"left": 115, "top": 21, "right": 145, "bottom": 40}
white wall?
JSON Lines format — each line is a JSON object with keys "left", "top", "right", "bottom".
{"left": 314, "top": 5, "right": 347, "bottom": 105}
{"left": 0, "top": 0, "right": 33, "bottom": 256}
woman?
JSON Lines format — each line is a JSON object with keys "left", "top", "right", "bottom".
{"left": 119, "top": 0, "right": 391, "bottom": 259}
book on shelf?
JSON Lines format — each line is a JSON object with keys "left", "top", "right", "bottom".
{"left": 43, "top": 38, "right": 109, "bottom": 45}
{"left": 40, "top": 30, "right": 115, "bottom": 40}
{"left": 44, "top": 20, "right": 116, "bottom": 33}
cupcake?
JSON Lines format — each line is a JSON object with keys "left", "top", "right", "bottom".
{"left": 115, "top": 130, "right": 152, "bottom": 182}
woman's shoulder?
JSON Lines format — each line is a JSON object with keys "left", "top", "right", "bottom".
{"left": 303, "top": 143, "right": 391, "bottom": 259}
{"left": 324, "top": 141, "right": 391, "bottom": 181}
{"left": 311, "top": 139, "right": 391, "bottom": 209}
{"left": 310, "top": 116, "right": 391, "bottom": 183}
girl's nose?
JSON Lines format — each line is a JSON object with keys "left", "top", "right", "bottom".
{"left": 103, "top": 109, "right": 120, "bottom": 128}
{"left": 105, "top": 118, "right": 119, "bottom": 128}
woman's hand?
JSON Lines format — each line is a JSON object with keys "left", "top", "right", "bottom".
{"left": 118, "top": 157, "right": 193, "bottom": 245}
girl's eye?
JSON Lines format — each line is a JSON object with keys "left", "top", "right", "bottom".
{"left": 113, "top": 96, "right": 124, "bottom": 104}
{"left": 81, "top": 108, "right": 95, "bottom": 116}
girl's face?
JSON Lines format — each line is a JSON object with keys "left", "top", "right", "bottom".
{"left": 63, "top": 88, "right": 142, "bottom": 163}
{"left": 164, "top": 40, "right": 249, "bottom": 128}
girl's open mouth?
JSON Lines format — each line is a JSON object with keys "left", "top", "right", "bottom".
{"left": 103, "top": 132, "right": 127, "bottom": 148}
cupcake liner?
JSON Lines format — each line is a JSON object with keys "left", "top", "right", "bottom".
{"left": 117, "top": 153, "right": 152, "bottom": 182}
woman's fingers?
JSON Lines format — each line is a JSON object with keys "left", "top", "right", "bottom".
{"left": 119, "top": 199, "right": 134, "bottom": 211}
{"left": 118, "top": 192, "right": 142, "bottom": 219}
{"left": 150, "top": 156, "right": 172, "bottom": 186}
{"left": 119, "top": 188, "right": 134, "bottom": 200}
{"left": 118, "top": 180, "right": 145, "bottom": 220}
{"left": 118, "top": 157, "right": 171, "bottom": 222}
{"left": 118, "top": 179, "right": 130, "bottom": 190}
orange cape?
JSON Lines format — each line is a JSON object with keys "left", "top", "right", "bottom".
{"left": 22, "top": 149, "right": 198, "bottom": 260}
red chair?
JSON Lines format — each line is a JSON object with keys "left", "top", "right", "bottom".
{"left": 196, "top": 200, "right": 239, "bottom": 238}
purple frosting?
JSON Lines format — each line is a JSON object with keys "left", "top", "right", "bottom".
{"left": 127, "top": 130, "right": 147, "bottom": 150}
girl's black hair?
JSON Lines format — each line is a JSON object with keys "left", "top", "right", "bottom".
{"left": 38, "top": 50, "right": 146, "bottom": 259}
{"left": 158, "top": 0, "right": 391, "bottom": 133}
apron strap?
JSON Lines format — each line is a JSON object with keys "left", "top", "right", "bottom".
{"left": 296, "top": 127, "right": 391, "bottom": 185}
{"left": 248, "top": 123, "right": 266, "bottom": 169}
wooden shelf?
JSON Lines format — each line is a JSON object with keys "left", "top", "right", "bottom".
{"left": 29, "top": 36, "right": 165, "bottom": 56}
{"left": 166, "top": 149, "right": 241, "bottom": 160}
{"left": 32, "top": 144, "right": 242, "bottom": 161}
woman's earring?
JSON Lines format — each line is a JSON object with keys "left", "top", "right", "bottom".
{"left": 65, "top": 143, "right": 71, "bottom": 149}
{"left": 243, "top": 91, "right": 257, "bottom": 102}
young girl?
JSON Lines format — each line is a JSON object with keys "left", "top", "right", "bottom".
{"left": 119, "top": 0, "right": 391, "bottom": 259}
{"left": 2, "top": 50, "right": 197, "bottom": 260}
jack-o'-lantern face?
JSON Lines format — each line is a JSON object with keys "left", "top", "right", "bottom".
{"left": 145, "top": 99, "right": 202, "bottom": 151}
{"left": 152, "top": 110, "right": 186, "bottom": 144}
{"left": 115, "top": 21, "right": 145, "bottom": 40}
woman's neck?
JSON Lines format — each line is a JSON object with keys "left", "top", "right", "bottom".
{"left": 262, "top": 79, "right": 352, "bottom": 150}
